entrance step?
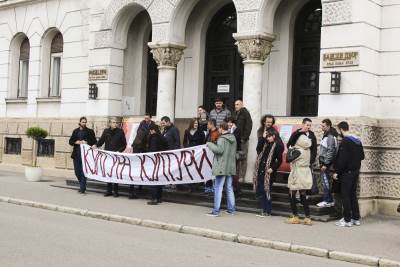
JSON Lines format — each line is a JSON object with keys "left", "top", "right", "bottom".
{"left": 64, "top": 179, "right": 338, "bottom": 222}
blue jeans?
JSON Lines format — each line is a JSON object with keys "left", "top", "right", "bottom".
{"left": 321, "top": 170, "right": 333, "bottom": 203}
{"left": 212, "top": 175, "right": 235, "bottom": 214}
{"left": 73, "top": 153, "right": 86, "bottom": 193}
{"left": 256, "top": 174, "right": 272, "bottom": 214}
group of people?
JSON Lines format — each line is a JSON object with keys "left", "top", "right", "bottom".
{"left": 69, "top": 97, "right": 382, "bottom": 227}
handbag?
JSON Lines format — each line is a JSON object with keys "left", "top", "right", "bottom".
{"left": 286, "top": 147, "right": 301, "bottom": 163}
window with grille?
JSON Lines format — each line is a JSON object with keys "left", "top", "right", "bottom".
{"left": 37, "top": 139, "right": 55, "bottom": 157}
{"left": 5, "top": 138, "right": 22, "bottom": 155}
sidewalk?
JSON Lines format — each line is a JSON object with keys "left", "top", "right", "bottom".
{"left": 0, "top": 171, "right": 399, "bottom": 262}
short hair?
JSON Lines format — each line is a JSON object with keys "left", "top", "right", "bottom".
{"left": 235, "top": 99, "right": 243, "bottom": 103}
{"left": 219, "top": 122, "right": 229, "bottom": 131}
{"left": 160, "top": 116, "right": 171, "bottom": 123}
{"left": 302, "top": 118, "right": 312, "bottom": 124}
{"left": 149, "top": 124, "right": 159, "bottom": 132}
{"left": 79, "top": 116, "right": 87, "bottom": 122}
{"left": 321, "top": 118, "right": 332, "bottom": 127}
{"left": 208, "top": 118, "right": 217, "bottom": 127}
{"left": 214, "top": 98, "right": 223, "bottom": 103}
{"left": 198, "top": 105, "right": 206, "bottom": 110}
{"left": 225, "top": 116, "right": 236, "bottom": 124}
{"left": 144, "top": 113, "right": 152, "bottom": 118}
{"left": 337, "top": 121, "right": 349, "bottom": 131}
{"left": 108, "top": 116, "right": 118, "bottom": 124}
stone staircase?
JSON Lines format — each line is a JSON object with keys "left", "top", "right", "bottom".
{"left": 62, "top": 172, "right": 337, "bottom": 222}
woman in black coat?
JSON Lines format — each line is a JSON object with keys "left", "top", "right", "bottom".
{"left": 183, "top": 118, "right": 205, "bottom": 148}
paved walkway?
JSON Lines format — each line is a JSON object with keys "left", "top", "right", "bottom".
{"left": 0, "top": 171, "right": 399, "bottom": 262}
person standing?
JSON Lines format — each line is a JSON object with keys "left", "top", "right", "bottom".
{"left": 287, "top": 118, "right": 317, "bottom": 167}
{"left": 183, "top": 118, "right": 205, "bottom": 148}
{"left": 197, "top": 106, "right": 209, "bottom": 133}
{"left": 160, "top": 116, "right": 180, "bottom": 150}
{"left": 92, "top": 117, "right": 127, "bottom": 197}
{"left": 69, "top": 117, "right": 97, "bottom": 194}
{"left": 317, "top": 119, "right": 338, "bottom": 208}
{"left": 206, "top": 122, "right": 237, "bottom": 216}
{"left": 286, "top": 133, "right": 313, "bottom": 226}
{"left": 254, "top": 128, "right": 284, "bottom": 217}
{"left": 333, "top": 121, "right": 365, "bottom": 227}
{"left": 209, "top": 98, "right": 231, "bottom": 128}
{"left": 226, "top": 117, "right": 242, "bottom": 194}
{"left": 147, "top": 124, "right": 168, "bottom": 205}
{"left": 233, "top": 99, "right": 252, "bottom": 182}
{"left": 130, "top": 113, "right": 155, "bottom": 199}
{"left": 204, "top": 119, "right": 221, "bottom": 193}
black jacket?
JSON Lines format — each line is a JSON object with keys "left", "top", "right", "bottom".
{"left": 287, "top": 129, "right": 317, "bottom": 166}
{"left": 231, "top": 127, "right": 242, "bottom": 152}
{"left": 256, "top": 138, "right": 284, "bottom": 179}
{"left": 148, "top": 133, "right": 167, "bottom": 153}
{"left": 234, "top": 107, "right": 252, "bottom": 141}
{"left": 69, "top": 127, "right": 97, "bottom": 159}
{"left": 162, "top": 124, "right": 180, "bottom": 150}
{"left": 96, "top": 127, "right": 127, "bottom": 152}
{"left": 334, "top": 135, "right": 365, "bottom": 175}
{"left": 132, "top": 120, "right": 156, "bottom": 153}
{"left": 183, "top": 129, "right": 205, "bottom": 148}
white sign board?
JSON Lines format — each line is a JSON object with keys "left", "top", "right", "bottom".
{"left": 217, "top": 84, "right": 230, "bottom": 93}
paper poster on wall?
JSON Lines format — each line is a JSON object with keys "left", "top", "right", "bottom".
{"left": 217, "top": 84, "right": 230, "bottom": 93}
{"left": 279, "top": 125, "right": 293, "bottom": 143}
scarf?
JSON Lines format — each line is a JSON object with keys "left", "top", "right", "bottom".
{"left": 253, "top": 142, "right": 276, "bottom": 200}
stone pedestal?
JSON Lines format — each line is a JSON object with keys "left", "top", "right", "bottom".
{"left": 149, "top": 43, "right": 186, "bottom": 122}
{"left": 234, "top": 33, "right": 275, "bottom": 182}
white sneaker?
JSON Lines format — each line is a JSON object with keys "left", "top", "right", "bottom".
{"left": 317, "top": 201, "right": 327, "bottom": 207}
{"left": 335, "top": 218, "right": 352, "bottom": 227}
{"left": 326, "top": 202, "right": 335, "bottom": 207}
{"left": 351, "top": 219, "right": 361, "bottom": 226}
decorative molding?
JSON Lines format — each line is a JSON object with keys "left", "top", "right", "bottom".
{"left": 149, "top": 43, "right": 186, "bottom": 69}
{"left": 233, "top": 33, "right": 275, "bottom": 63}
{"left": 322, "top": 0, "right": 351, "bottom": 26}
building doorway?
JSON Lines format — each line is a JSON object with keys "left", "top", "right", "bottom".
{"left": 203, "top": 3, "right": 243, "bottom": 112}
{"left": 291, "top": 0, "right": 322, "bottom": 116}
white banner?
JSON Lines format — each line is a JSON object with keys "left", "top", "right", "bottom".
{"left": 80, "top": 144, "right": 214, "bottom": 185}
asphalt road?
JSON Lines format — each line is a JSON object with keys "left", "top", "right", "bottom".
{"left": 0, "top": 203, "right": 362, "bottom": 267}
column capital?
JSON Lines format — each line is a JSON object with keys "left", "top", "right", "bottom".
{"left": 233, "top": 33, "right": 275, "bottom": 64}
{"left": 148, "top": 42, "right": 186, "bottom": 69}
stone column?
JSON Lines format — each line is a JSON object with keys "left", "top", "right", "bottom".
{"left": 234, "top": 33, "right": 275, "bottom": 182}
{"left": 149, "top": 43, "right": 186, "bottom": 122}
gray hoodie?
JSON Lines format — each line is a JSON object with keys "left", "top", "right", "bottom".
{"left": 319, "top": 128, "right": 338, "bottom": 167}
{"left": 207, "top": 133, "right": 237, "bottom": 176}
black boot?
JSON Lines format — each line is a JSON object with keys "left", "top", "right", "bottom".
{"left": 147, "top": 199, "right": 158, "bottom": 205}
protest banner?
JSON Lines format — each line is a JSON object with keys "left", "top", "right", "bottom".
{"left": 80, "top": 144, "right": 214, "bottom": 185}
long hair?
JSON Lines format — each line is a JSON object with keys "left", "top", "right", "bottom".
{"left": 257, "top": 114, "right": 275, "bottom": 137}
{"left": 187, "top": 117, "right": 199, "bottom": 130}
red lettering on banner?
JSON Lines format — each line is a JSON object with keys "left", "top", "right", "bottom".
{"left": 192, "top": 148, "right": 213, "bottom": 180}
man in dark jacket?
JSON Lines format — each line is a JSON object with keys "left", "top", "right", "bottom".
{"left": 69, "top": 117, "right": 97, "bottom": 194}
{"left": 92, "top": 117, "right": 127, "bottom": 197}
{"left": 287, "top": 118, "right": 317, "bottom": 166}
{"left": 233, "top": 99, "right": 252, "bottom": 182}
{"left": 160, "top": 116, "right": 180, "bottom": 150}
{"left": 130, "top": 113, "right": 155, "bottom": 199}
{"left": 334, "top": 121, "right": 364, "bottom": 227}
{"left": 147, "top": 124, "right": 168, "bottom": 205}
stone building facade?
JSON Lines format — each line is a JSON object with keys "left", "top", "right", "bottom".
{"left": 0, "top": 0, "right": 399, "bottom": 216}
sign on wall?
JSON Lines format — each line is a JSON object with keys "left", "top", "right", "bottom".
{"left": 88, "top": 69, "right": 108, "bottom": 81}
{"left": 322, "top": 51, "right": 359, "bottom": 68}
{"left": 217, "top": 84, "right": 230, "bottom": 93}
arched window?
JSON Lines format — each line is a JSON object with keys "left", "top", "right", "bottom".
{"left": 291, "top": 1, "right": 322, "bottom": 116}
{"left": 49, "top": 32, "right": 63, "bottom": 97}
{"left": 18, "top": 38, "right": 30, "bottom": 98}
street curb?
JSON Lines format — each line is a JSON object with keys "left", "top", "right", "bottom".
{"left": 1, "top": 196, "right": 399, "bottom": 267}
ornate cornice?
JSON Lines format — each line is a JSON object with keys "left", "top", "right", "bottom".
{"left": 233, "top": 33, "right": 275, "bottom": 63}
{"left": 148, "top": 42, "right": 186, "bottom": 69}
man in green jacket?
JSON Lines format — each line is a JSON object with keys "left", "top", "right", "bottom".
{"left": 206, "top": 122, "right": 237, "bottom": 216}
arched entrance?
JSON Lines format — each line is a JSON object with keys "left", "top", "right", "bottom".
{"left": 145, "top": 33, "right": 158, "bottom": 116}
{"left": 204, "top": 3, "right": 243, "bottom": 111}
{"left": 291, "top": 0, "right": 322, "bottom": 116}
